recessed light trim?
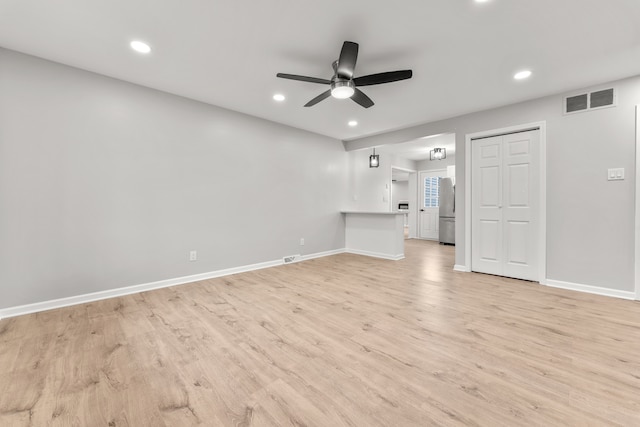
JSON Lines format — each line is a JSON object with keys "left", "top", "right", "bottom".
{"left": 273, "top": 94, "right": 285, "bottom": 102}
{"left": 514, "top": 70, "right": 532, "bottom": 80}
{"left": 348, "top": 120, "right": 358, "bottom": 127}
{"left": 130, "top": 40, "right": 151, "bottom": 54}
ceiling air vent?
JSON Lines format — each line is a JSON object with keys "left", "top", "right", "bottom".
{"left": 564, "top": 87, "right": 616, "bottom": 115}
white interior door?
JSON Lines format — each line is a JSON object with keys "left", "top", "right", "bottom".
{"left": 419, "top": 170, "right": 444, "bottom": 240}
{"left": 471, "top": 130, "right": 539, "bottom": 281}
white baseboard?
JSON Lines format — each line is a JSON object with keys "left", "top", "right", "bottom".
{"left": 344, "top": 248, "right": 404, "bottom": 261}
{"left": 0, "top": 249, "right": 345, "bottom": 319}
{"left": 11, "top": 250, "right": 633, "bottom": 320}
{"left": 545, "top": 279, "right": 636, "bottom": 301}
{"left": 300, "top": 248, "right": 346, "bottom": 261}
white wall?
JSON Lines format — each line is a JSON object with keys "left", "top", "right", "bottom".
{"left": 346, "top": 75, "right": 640, "bottom": 293}
{"left": 389, "top": 155, "right": 418, "bottom": 172}
{"left": 346, "top": 151, "right": 416, "bottom": 212}
{"left": 416, "top": 155, "right": 455, "bottom": 171}
{"left": 346, "top": 149, "right": 391, "bottom": 212}
{"left": 0, "top": 48, "right": 347, "bottom": 309}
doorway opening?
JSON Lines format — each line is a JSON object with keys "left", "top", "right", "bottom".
{"left": 378, "top": 133, "right": 456, "bottom": 242}
{"left": 418, "top": 169, "right": 445, "bottom": 240}
{"left": 391, "top": 167, "right": 413, "bottom": 239}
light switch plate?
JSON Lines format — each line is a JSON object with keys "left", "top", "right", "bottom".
{"left": 607, "top": 168, "right": 625, "bottom": 181}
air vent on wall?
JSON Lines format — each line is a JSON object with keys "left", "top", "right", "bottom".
{"left": 590, "top": 88, "right": 615, "bottom": 108}
{"left": 283, "top": 254, "right": 300, "bottom": 264}
{"left": 564, "top": 87, "right": 616, "bottom": 115}
{"left": 566, "top": 93, "right": 588, "bottom": 113}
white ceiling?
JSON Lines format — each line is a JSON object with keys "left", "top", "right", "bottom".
{"left": 1, "top": 1, "right": 639, "bottom": 141}
{"left": 379, "top": 133, "right": 455, "bottom": 161}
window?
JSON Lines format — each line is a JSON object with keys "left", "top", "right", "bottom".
{"left": 424, "top": 177, "right": 440, "bottom": 208}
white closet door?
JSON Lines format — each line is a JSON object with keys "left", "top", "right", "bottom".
{"left": 471, "top": 130, "right": 539, "bottom": 281}
{"left": 472, "top": 136, "right": 503, "bottom": 275}
{"left": 502, "top": 131, "right": 539, "bottom": 281}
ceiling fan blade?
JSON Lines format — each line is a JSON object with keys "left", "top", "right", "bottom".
{"left": 276, "top": 73, "right": 331, "bottom": 85}
{"left": 354, "top": 70, "right": 413, "bottom": 87}
{"left": 337, "top": 41, "right": 359, "bottom": 79}
{"left": 351, "top": 89, "right": 374, "bottom": 108}
{"left": 304, "top": 90, "right": 332, "bottom": 107}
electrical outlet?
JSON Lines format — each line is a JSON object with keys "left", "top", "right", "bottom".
{"left": 189, "top": 250, "right": 197, "bottom": 261}
{"left": 300, "top": 238, "right": 305, "bottom": 246}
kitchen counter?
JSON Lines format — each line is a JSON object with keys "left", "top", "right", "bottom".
{"left": 340, "top": 211, "right": 405, "bottom": 215}
{"left": 341, "top": 211, "right": 405, "bottom": 260}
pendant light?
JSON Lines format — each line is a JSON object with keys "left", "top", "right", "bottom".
{"left": 430, "top": 147, "right": 446, "bottom": 160}
{"left": 369, "top": 148, "right": 380, "bottom": 168}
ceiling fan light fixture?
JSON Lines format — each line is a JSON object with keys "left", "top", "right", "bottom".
{"left": 331, "top": 80, "right": 355, "bottom": 99}
{"left": 276, "top": 41, "right": 413, "bottom": 108}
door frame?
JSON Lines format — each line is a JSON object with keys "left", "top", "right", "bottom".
{"left": 635, "top": 106, "right": 640, "bottom": 300}
{"left": 464, "top": 121, "right": 547, "bottom": 284}
{"left": 390, "top": 165, "right": 416, "bottom": 237}
{"left": 418, "top": 168, "right": 447, "bottom": 240}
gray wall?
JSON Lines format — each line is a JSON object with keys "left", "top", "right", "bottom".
{"left": 346, "top": 76, "right": 640, "bottom": 293}
{"left": 0, "top": 48, "right": 347, "bottom": 309}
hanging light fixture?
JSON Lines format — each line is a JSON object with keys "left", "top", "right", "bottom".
{"left": 430, "top": 147, "right": 446, "bottom": 160}
{"left": 369, "top": 148, "right": 380, "bottom": 168}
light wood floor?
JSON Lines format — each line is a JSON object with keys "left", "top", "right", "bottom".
{"left": 1, "top": 240, "right": 640, "bottom": 426}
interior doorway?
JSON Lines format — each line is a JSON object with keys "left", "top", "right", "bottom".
{"left": 418, "top": 169, "right": 446, "bottom": 240}
{"left": 391, "top": 167, "right": 415, "bottom": 239}
{"left": 375, "top": 133, "right": 456, "bottom": 240}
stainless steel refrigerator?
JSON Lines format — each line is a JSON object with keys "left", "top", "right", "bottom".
{"left": 439, "top": 177, "right": 455, "bottom": 245}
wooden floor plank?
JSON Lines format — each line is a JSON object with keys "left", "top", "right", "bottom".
{"left": 1, "top": 239, "right": 640, "bottom": 426}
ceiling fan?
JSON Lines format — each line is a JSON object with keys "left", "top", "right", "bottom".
{"left": 276, "top": 41, "right": 412, "bottom": 108}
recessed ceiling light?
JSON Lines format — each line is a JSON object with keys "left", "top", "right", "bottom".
{"left": 348, "top": 120, "right": 358, "bottom": 127}
{"left": 514, "top": 70, "right": 532, "bottom": 80}
{"left": 273, "top": 94, "right": 285, "bottom": 102}
{"left": 130, "top": 40, "right": 151, "bottom": 54}
{"left": 475, "top": 0, "right": 490, "bottom": 3}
